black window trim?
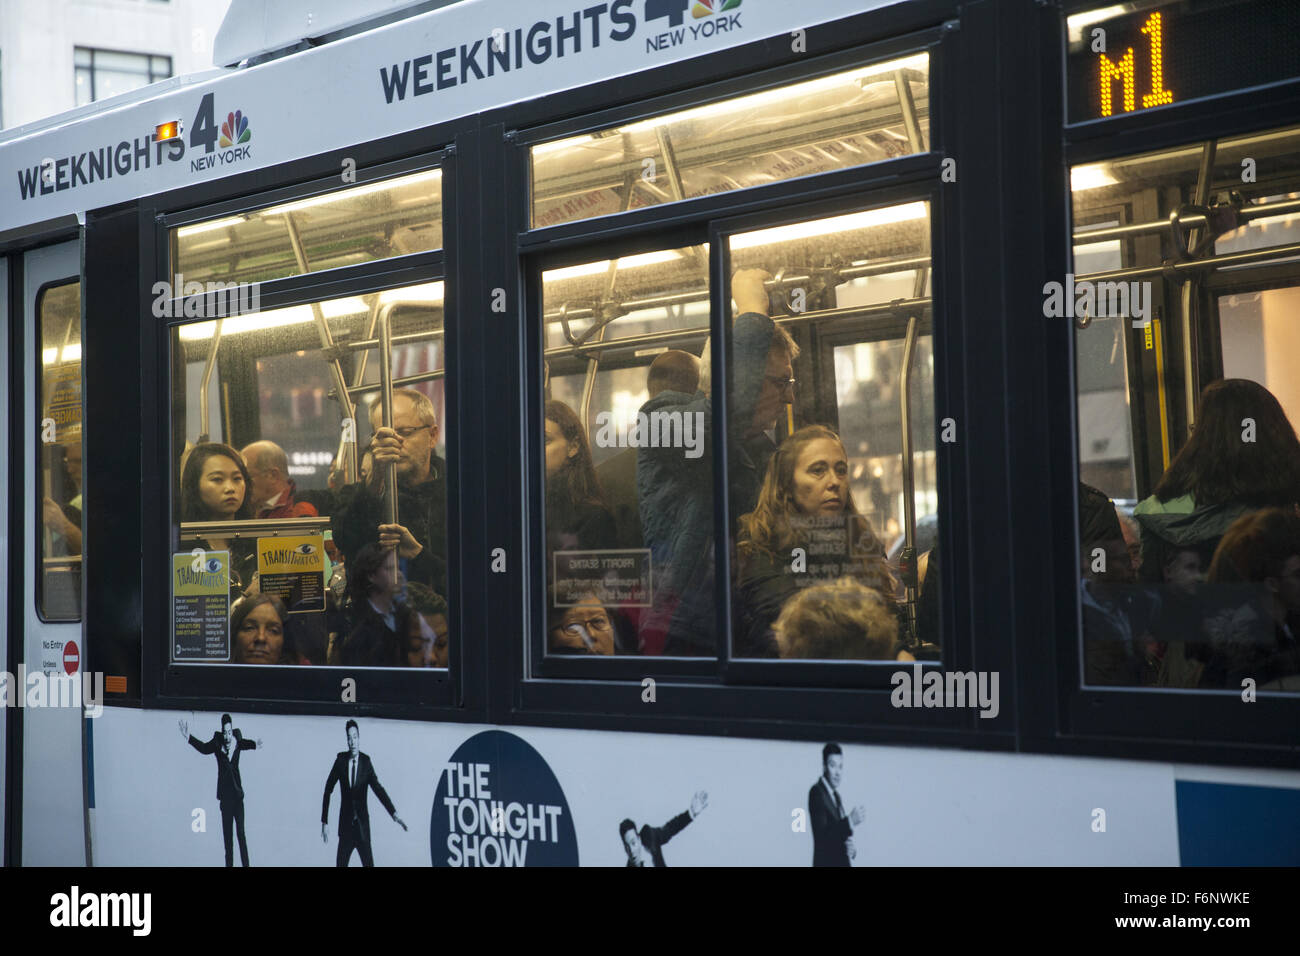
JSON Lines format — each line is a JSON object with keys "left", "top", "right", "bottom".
{"left": 135, "top": 135, "right": 475, "bottom": 719}
{"left": 33, "top": 276, "right": 83, "bottom": 624}
{"left": 1040, "top": 7, "right": 1300, "bottom": 766}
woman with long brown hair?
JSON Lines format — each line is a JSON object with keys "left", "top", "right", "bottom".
{"left": 734, "top": 424, "right": 895, "bottom": 658}
{"left": 544, "top": 399, "right": 616, "bottom": 553}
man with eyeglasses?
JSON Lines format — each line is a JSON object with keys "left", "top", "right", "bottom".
{"left": 333, "top": 387, "right": 448, "bottom": 599}
{"left": 549, "top": 594, "right": 616, "bottom": 655}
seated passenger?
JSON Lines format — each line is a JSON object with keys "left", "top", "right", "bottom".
{"left": 637, "top": 269, "right": 797, "bottom": 656}
{"left": 544, "top": 399, "right": 616, "bottom": 553}
{"left": 1134, "top": 379, "right": 1300, "bottom": 576}
{"left": 1200, "top": 507, "right": 1300, "bottom": 689}
{"left": 404, "top": 581, "right": 449, "bottom": 668}
{"left": 231, "top": 593, "right": 303, "bottom": 665}
{"left": 338, "top": 542, "right": 410, "bottom": 667}
{"left": 772, "top": 577, "right": 897, "bottom": 659}
{"left": 734, "top": 425, "right": 894, "bottom": 658}
{"left": 240, "top": 440, "right": 320, "bottom": 519}
{"left": 179, "top": 442, "right": 257, "bottom": 592}
{"left": 596, "top": 350, "right": 701, "bottom": 551}
{"left": 548, "top": 593, "right": 619, "bottom": 655}
{"left": 332, "top": 388, "right": 448, "bottom": 598}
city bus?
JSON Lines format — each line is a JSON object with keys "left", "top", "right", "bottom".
{"left": 1, "top": 0, "right": 1298, "bottom": 868}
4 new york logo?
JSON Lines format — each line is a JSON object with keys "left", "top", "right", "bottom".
{"left": 190, "top": 98, "right": 253, "bottom": 171}
{"left": 645, "top": 0, "right": 742, "bottom": 51}
{"left": 15, "top": 93, "right": 253, "bottom": 201}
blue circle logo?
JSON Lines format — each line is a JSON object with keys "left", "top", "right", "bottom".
{"left": 430, "top": 730, "right": 578, "bottom": 866}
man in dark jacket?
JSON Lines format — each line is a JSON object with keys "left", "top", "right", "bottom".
{"left": 620, "top": 791, "right": 707, "bottom": 866}
{"left": 332, "top": 388, "right": 448, "bottom": 598}
{"left": 809, "top": 743, "right": 863, "bottom": 867}
{"left": 321, "top": 720, "right": 407, "bottom": 866}
{"left": 180, "top": 714, "right": 261, "bottom": 867}
{"left": 636, "top": 269, "right": 798, "bottom": 654}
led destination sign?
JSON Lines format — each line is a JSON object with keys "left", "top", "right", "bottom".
{"left": 1067, "top": 1, "right": 1300, "bottom": 123}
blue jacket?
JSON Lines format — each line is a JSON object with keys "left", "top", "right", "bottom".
{"left": 635, "top": 313, "right": 783, "bottom": 653}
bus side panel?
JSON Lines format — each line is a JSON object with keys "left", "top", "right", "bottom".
{"left": 0, "top": 255, "right": 8, "bottom": 866}
{"left": 20, "top": 241, "right": 86, "bottom": 866}
{"left": 87, "top": 707, "right": 1300, "bottom": 866}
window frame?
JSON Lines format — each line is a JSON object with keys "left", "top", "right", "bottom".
{"left": 74, "top": 46, "right": 173, "bottom": 107}
{"left": 33, "top": 277, "right": 83, "bottom": 624}
{"left": 1037, "top": 4, "right": 1300, "bottom": 766}
{"left": 495, "top": 22, "right": 1000, "bottom": 745}
{"left": 133, "top": 127, "right": 478, "bottom": 718}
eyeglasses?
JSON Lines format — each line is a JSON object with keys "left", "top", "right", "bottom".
{"left": 563, "top": 616, "right": 612, "bottom": 634}
{"left": 394, "top": 424, "right": 433, "bottom": 440}
{"left": 765, "top": 375, "right": 797, "bottom": 392}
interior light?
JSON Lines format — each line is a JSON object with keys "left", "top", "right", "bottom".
{"left": 272, "top": 169, "right": 442, "bottom": 215}
{"left": 177, "top": 215, "right": 245, "bottom": 238}
{"left": 42, "top": 348, "right": 59, "bottom": 365}
{"left": 61, "top": 344, "right": 82, "bottom": 362}
{"left": 544, "top": 249, "right": 687, "bottom": 282}
{"left": 1066, "top": 5, "right": 1135, "bottom": 45}
{"left": 730, "top": 203, "right": 928, "bottom": 250}
{"left": 377, "top": 282, "right": 445, "bottom": 305}
{"left": 535, "top": 55, "right": 929, "bottom": 154}
{"left": 1071, "top": 164, "right": 1119, "bottom": 191}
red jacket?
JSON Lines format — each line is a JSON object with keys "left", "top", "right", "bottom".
{"left": 257, "top": 481, "right": 319, "bottom": 520}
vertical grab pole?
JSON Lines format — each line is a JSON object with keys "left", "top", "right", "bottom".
{"left": 284, "top": 212, "right": 359, "bottom": 485}
{"left": 899, "top": 311, "right": 921, "bottom": 644}
{"left": 1180, "top": 140, "right": 1217, "bottom": 437}
{"left": 377, "top": 303, "right": 400, "bottom": 580}
{"left": 197, "top": 318, "right": 224, "bottom": 442}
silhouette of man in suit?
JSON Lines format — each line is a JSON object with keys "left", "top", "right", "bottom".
{"left": 808, "top": 742, "right": 864, "bottom": 867}
{"left": 321, "top": 719, "right": 407, "bottom": 866}
{"left": 180, "top": 714, "right": 261, "bottom": 867}
{"left": 620, "top": 791, "right": 708, "bottom": 866}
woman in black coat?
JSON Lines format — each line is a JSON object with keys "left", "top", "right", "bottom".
{"left": 734, "top": 425, "right": 896, "bottom": 659}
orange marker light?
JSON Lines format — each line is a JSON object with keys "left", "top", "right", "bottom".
{"left": 155, "top": 120, "right": 182, "bottom": 141}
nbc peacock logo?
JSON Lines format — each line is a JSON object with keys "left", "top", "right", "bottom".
{"left": 218, "top": 110, "right": 251, "bottom": 149}
{"left": 692, "top": 0, "right": 741, "bottom": 17}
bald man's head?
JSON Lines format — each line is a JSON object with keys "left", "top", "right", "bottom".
{"left": 241, "top": 440, "right": 290, "bottom": 505}
{"left": 646, "top": 350, "right": 701, "bottom": 399}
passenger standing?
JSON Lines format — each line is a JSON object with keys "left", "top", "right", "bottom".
{"left": 596, "top": 350, "right": 700, "bottom": 550}
{"left": 636, "top": 269, "right": 798, "bottom": 655}
{"left": 332, "top": 388, "right": 448, "bottom": 598}
{"left": 240, "top": 440, "right": 320, "bottom": 519}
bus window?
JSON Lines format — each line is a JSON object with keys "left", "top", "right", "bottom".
{"left": 37, "top": 280, "right": 83, "bottom": 621}
{"left": 1071, "top": 122, "right": 1300, "bottom": 692}
{"left": 725, "top": 202, "right": 936, "bottom": 661}
{"left": 172, "top": 168, "right": 443, "bottom": 285}
{"left": 540, "top": 244, "right": 711, "bottom": 657}
{"left": 530, "top": 54, "right": 929, "bottom": 229}
{"left": 170, "top": 283, "right": 448, "bottom": 670}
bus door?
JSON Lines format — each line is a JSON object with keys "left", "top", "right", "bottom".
{"left": 21, "top": 240, "right": 88, "bottom": 866}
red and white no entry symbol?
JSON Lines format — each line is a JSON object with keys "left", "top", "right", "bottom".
{"left": 63, "top": 641, "right": 80, "bottom": 675}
